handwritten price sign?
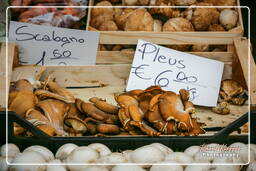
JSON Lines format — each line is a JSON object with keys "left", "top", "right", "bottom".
{"left": 9, "top": 21, "right": 99, "bottom": 66}
{"left": 127, "top": 40, "right": 224, "bottom": 107}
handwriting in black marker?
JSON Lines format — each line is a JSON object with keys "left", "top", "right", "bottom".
{"left": 132, "top": 64, "right": 152, "bottom": 80}
{"left": 15, "top": 25, "right": 85, "bottom": 47}
{"left": 35, "top": 51, "right": 46, "bottom": 66}
{"left": 154, "top": 70, "right": 173, "bottom": 87}
{"left": 138, "top": 43, "right": 157, "bottom": 60}
{"left": 175, "top": 71, "right": 198, "bottom": 83}
{"left": 50, "top": 49, "right": 78, "bottom": 60}
{"left": 186, "top": 86, "right": 199, "bottom": 101}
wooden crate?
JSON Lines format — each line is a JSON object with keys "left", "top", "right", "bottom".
{"left": 5, "top": 37, "right": 255, "bottom": 137}
{"left": 86, "top": 0, "right": 244, "bottom": 44}
{"left": 0, "top": 43, "right": 19, "bottom": 110}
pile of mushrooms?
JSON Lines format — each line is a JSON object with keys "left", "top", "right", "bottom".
{"left": 8, "top": 77, "right": 124, "bottom": 136}
{"left": 1, "top": 142, "right": 256, "bottom": 171}
{"left": 115, "top": 86, "right": 205, "bottom": 136}
{"left": 9, "top": 76, "right": 205, "bottom": 137}
{"left": 89, "top": 0, "right": 239, "bottom": 32}
{"left": 212, "top": 79, "right": 248, "bottom": 115}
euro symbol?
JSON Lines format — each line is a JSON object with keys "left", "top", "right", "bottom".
{"left": 132, "top": 64, "right": 152, "bottom": 80}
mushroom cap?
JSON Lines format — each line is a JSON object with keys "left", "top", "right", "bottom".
{"left": 23, "top": 145, "right": 54, "bottom": 162}
{"left": 55, "top": 143, "right": 78, "bottom": 161}
{"left": 131, "top": 145, "right": 165, "bottom": 163}
{"left": 124, "top": 8, "right": 154, "bottom": 31}
{"left": 219, "top": 9, "right": 238, "bottom": 30}
{"left": 0, "top": 144, "right": 20, "bottom": 158}
{"left": 163, "top": 17, "right": 194, "bottom": 32}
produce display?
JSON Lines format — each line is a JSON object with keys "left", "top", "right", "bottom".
{"left": 8, "top": 74, "right": 206, "bottom": 136}
{"left": 89, "top": 0, "right": 239, "bottom": 32}
{"left": 1, "top": 142, "right": 256, "bottom": 171}
{"left": 10, "top": 0, "right": 88, "bottom": 28}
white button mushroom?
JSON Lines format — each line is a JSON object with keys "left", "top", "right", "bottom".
{"left": 9, "top": 151, "right": 46, "bottom": 171}
{"left": 229, "top": 143, "right": 255, "bottom": 163}
{"left": 88, "top": 143, "right": 112, "bottom": 157}
{"left": 247, "top": 161, "right": 256, "bottom": 171}
{"left": 111, "top": 165, "right": 146, "bottom": 171}
{"left": 219, "top": 9, "right": 238, "bottom": 30}
{"left": 184, "top": 165, "right": 211, "bottom": 171}
{"left": 65, "top": 146, "right": 99, "bottom": 171}
{"left": 149, "top": 143, "right": 173, "bottom": 156}
{"left": 184, "top": 146, "right": 200, "bottom": 158}
{"left": 23, "top": 145, "right": 54, "bottom": 162}
{"left": 122, "top": 150, "right": 133, "bottom": 162}
{"left": 0, "top": 144, "right": 20, "bottom": 158}
{"left": 0, "top": 156, "right": 13, "bottom": 171}
{"left": 80, "top": 165, "right": 109, "bottom": 171}
{"left": 55, "top": 143, "right": 78, "bottom": 161}
{"left": 150, "top": 160, "right": 183, "bottom": 171}
{"left": 250, "top": 144, "right": 256, "bottom": 161}
{"left": 131, "top": 145, "right": 165, "bottom": 163}
{"left": 97, "top": 152, "right": 127, "bottom": 169}
{"left": 214, "top": 165, "right": 240, "bottom": 171}
{"left": 46, "top": 159, "right": 67, "bottom": 171}
{"left": 165, "top": 152, "right": 193, "bottom": 163}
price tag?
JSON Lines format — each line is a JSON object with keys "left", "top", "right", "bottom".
{"left": 8, "top": 21, "right": 99, "bottom": 66}
{"left": 126, "top": 40, "right": 224, "bottom": 107}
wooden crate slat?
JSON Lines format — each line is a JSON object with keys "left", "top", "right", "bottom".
{"left": 99, "top": 31, "right": 242, "bottom": 45}
{"left": 96, "top": 51, "right": 233, "bottom": 64}
{"left": 234, "top": 38, "right": 256, "bottom": 105}
{"left": 11, "top": 63, "right": 232, "bottom": 88}
{"left": 0, "top": 43, "right": 18, "bottom": 108}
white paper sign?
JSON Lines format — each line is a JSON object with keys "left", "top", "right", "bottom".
{"left": 9, "top": 21, "right": 99, "bottom": 66}
{"left": 127, "top": 40, "right": 224, "bottom": 107}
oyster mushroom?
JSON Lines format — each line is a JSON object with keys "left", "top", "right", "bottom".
{"left": 8, "top": 80, "right": 37, "bottom": 118}
{"left": 211, "top": 101, "right": 230, "bottom": 115}
{"left": 219, "top": 79, "right": 247, "bottom": 105}
{"left": 25, "top": 108, "right": 57, "bottom": 136}
{"left": 89, "top": 97, "right": 119, "bottom": 114}
{"left": 36, "top": 99, "right": 69, "bottom": 136}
